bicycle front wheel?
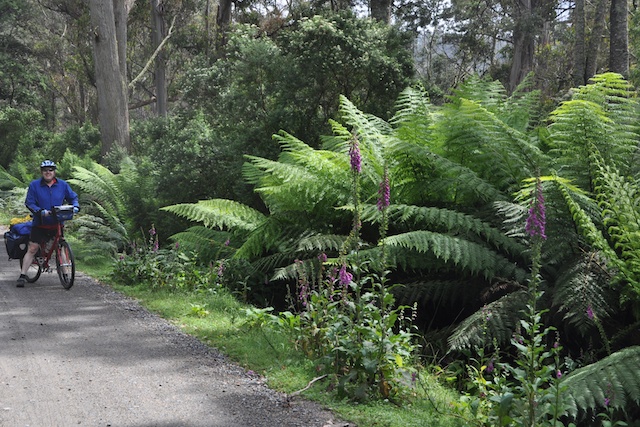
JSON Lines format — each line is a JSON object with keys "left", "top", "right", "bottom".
{"left": 55, "top": 241, "right": 75, "bottom": 289}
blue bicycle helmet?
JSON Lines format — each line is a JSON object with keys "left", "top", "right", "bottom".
{"left": 40, "top": 160, "right": 57, "bottom": 169}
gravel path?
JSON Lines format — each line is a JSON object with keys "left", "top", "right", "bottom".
{"left": 0, "top": 231, "right": 350, "bottom": 427}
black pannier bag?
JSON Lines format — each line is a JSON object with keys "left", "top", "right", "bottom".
{"left": 4, "top": 221, "right": 32, "bottom": 260}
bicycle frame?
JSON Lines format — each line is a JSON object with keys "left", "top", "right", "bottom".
{"left": 22, "top": 205, "right": 76, "bottom": 289}
{"left": 34, "top": 221, "right": 64, "bottom": 272}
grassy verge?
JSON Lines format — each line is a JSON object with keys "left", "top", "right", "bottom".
{"left": 77, "top": 258, "right": 466, "bottom": 427}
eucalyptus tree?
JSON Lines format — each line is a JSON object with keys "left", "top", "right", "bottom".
{"left": 609, "top": 0, "right": 629, "bottom": 76}
{"left": 87, "top": 0, "right": 132, "bottom": 157}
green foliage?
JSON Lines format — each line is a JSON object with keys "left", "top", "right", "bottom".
{"left": 279, "top": 12, "right": 414, "bottom": 122}
{"left": 0, "top": 1, "right": 48, "bottom": 111}
{"left": 0, "top": 107, "right": 44, "bottom": 169}
{"left": 132, "top": 115, "right": 238, "bottom": 204}
{"left": 111, "top": 225, "right": 220, "bottom": 292}
{"left": 563, "top": 346, "right": 640, "bottom": 418}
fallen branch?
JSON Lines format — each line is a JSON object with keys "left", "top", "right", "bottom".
{"left": 288, "top": 374, "right": 328, "bottom": 398}
{"left": 129, "top": 15, "right": 177, "bottom": 89}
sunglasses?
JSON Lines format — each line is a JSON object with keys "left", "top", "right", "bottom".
{"left": 42, "top": 168, "right": 55, "bottom": 172}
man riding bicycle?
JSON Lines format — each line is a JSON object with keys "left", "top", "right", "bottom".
{"left": 16, "top": 160, "right": 80, "bottom": 288}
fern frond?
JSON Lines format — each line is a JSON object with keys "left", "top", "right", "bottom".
{"left": 384, "top": 230, "right": 527, "bottom": 281}
{"left": 162, "top": 199, "right": 266, "bottom": 233}
{"left": 387, "top": 138, "right": 506, "bottom": 204}
{"left": 243, "top": 153, "right": 351, "bottom": 213}
{"left": 272, "top": 256, "right": 325, "bottom": 283}
{"left": 69, "top": 165, "right": 128, "bottom": 218}
{"left": 394, "top": 278, "right": 485, "bottom": 308}
{"left": 547, "top": 99, "right": 614, "bottom": 189}
{"left": 448, "top": 290, "right": 528, "bottom": 350}
{"left": 500, "top": 73, "right": 541, "bottom": 132}
{"left": 552, "top": 252, "right": 615, "bottom": 334}
{"left": 170, "top": 226, "right": 233, "bottom": 262}
{"left": 390, "top": 86, "right": 433, "bottom": 144}
{"left": 563, "top": 346, "right": 640, "bottom": 417}
{"left": 72, "top": 213, "right": 127, "bottom": 255}
{"left": 362, "top": 203, "right": 527, "bottom": 258}
{"left": 296, "top": 234, "right": 348, "bottom": 252}
{"left": 575, "top": 73, "right": 640, "bottom": 167}
{"left": 592, "top": 163, "right": 640, "bottom": 293}
{"left": 449, "top": 75, "right": 507, "bottom": 110}
{"left": 438, "top": 98, "right": 542, "bottom": 193}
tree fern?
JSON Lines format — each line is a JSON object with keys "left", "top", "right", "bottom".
{"left": 68, "top": 162, "right": 133, "bottom": 253}
{"left": 69, "top": 164, "right": 128, "bottom": 220}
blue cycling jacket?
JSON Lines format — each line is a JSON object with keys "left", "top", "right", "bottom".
{"left": 25, "top": 177, "right": 79, "bottom": 227}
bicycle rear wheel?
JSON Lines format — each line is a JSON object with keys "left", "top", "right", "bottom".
{"left": 55, "top": 241, "right": 75, "bottom": 289}
{"left": 19, "top": 251, "right": 42, "bottom": 283}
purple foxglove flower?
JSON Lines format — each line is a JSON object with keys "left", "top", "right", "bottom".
{"left": 338, "top": 264, "right": 353, "bottom": 285}
{"left": 525, "top": 178, "right": 546, "bottom": 239}
{"left": 377, "top": 171, "right": 390, "bottom": 211}
{"left": 349, "top": 139, "right": 361, "bottom": 173}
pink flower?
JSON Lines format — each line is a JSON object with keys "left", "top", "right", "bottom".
{"left": 377, "top": 170, "right": 390, "bottom": 211}
{"left": 525, "top": 178, "right": 546, "bottom": 240}
{"left": 349, "top": 139, "right": 361, "bottom": 173}
{"left": 338, "top": 264, "right": 353, "bottom": 285}
{"left": 586, "top": 305, "right": 595, "bottom": 320}
{"left": 486, "top": 360, "right": 494, "bottom": 373}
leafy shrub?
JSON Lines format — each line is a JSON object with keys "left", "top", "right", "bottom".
{"left": 111, "top": 225, "right": 221, "bottom": 292}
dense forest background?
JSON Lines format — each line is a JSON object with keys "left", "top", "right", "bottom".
{"left": 3, "top": 0, "right": 640, "bottom": 424}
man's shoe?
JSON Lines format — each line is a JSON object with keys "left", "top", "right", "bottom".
{"left": 16, "top": 275, "right": 26, "bottom": 288}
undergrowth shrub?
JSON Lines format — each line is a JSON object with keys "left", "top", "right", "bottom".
{"left": 111, "top": 225, "right": 221, "bottom": 292}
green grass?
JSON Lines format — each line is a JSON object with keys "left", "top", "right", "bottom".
{"left": 76, "top": 260, "right": 466, "bottom": 427}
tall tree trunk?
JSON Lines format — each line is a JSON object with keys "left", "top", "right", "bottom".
{"left": 88, "top": 0, "right": 131, "bottom": 158}
{"left": 216, "top": 0, "right": 232, "bottom": 49}
{"left": 151, "top": 0, "right": 167, "bottom": 117}
{"left": 585, "top": 0, "right": 608, "bottom": 80}
{"left": 573, "top": 0, "right": 586, "bottom": 86}
{"left": 609, "top": 0, "right": 629, "bottom": 76}
{"left": 509, "top": 0, "right": 535, "bottom": 92}
{"left": 370, "top": 0, "right": 391, "bottom": 23}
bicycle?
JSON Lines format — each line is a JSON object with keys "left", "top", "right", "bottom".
{"left": 20, "top": 205, "right": 76, "bottom": 289}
